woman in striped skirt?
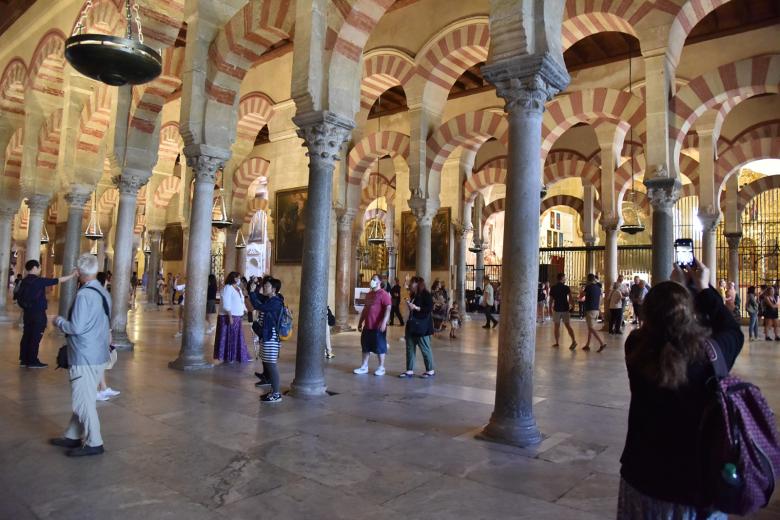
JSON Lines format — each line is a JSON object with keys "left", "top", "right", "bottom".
{"left": 251, "top": 277, "right": 284, "bottom": 402}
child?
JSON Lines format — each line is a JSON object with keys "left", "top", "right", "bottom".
{"left": 448, "top": 303, "right": 461, "bottom": 339}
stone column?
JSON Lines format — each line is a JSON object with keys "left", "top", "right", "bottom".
{"left": 409, "top": 195, "right": 437, "bottom": 283}
{"left": 699, "top": 211, "right": 719, "bottom": 285}
{"left": 456, "top": 226, "right": 469, "bottom": 315}
{"left": 725, "top": 233, "right": 741, "bottom": 288}
{"left": 472, "top": 195, "right": 485, "bottom": 282}
{"left": 645, "top": 177, "right": 681, "bottom": 284}
{"left": 236, "top": 245, "right": 247, "bottom": 275}
{"left": 58, "top": 187, "right": 92, "bottom": 316}
{"left": 0, "top": 207, "right": 16, "bottom": 321}
{"left": 478, "top": 55, "right": 569, "bottom": 447}
{"left": 25, "top": 194, "right": 49, "bottom": 262}
{"left": 224, "top": 224, "right": 239, "bottom": 275}
{"left": 334, "top": 208, "right": 357, "bottom": 332}
{"left": 602, "top": 220, "right": 619, "bottom": 292}
{"left": 584, "top": 236, "right": 596, "bottom": 277}
{"left": 146, "top": 230, "right": 162, "bottom": 305}
{"left": 288, "top": 112, "right": 352, "bottom": 398}
{"left": 170, "top": 154, "right": 226, "bottom": 371}
{"left": 110, "top": 173, "right": 148, "bottom": 350}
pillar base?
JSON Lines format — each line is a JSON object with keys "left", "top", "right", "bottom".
{"left": 287, "top": 381, "right": 328, "bottom": 399}
{"left": 331, "top": 323, "right": 355, "bottom": 333}
{"left": 168, "top": 356, "right": 214, "bottom": 371}
{"left": 111, "top": 331, "right": 135, "bottom": 351}
{"left": 476, "top": 415, "right": 542, "bottom": 448}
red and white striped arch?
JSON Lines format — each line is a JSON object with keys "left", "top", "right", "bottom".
{"left": 18, "top": 206, "right": 29, "bottom": 230}
{"left": 47, "top": 202, "right": 58, "bottom": 224}
{"left": 361, "top": 49, "right": 416, "bottom": 112}
{"left": 3, "top": 127, "right": 23, "bottom": 180}
{"left": 542, "top": 88, "right": 644, "bottom": 161}
{"left": 540, "top": 195, "right": 586, "bottom": 221}
{"left": 737, "top": 175, "right": 780, "bottom": 213}
{"left": 563, "top": 1, "right": 667, "bottom": 28}
{"left": 129, "top": 47, "right": 184, "bottom": 135}
{"left": 474, "top": 155, "right": 507, "bottom": 173}
{"left": 97, "top": 188, "right": 119, "bottom": 214}
{"left": 667, "top": 0, "right": 733, "bottom": 72}
{"left": 464, "top": 166, "right": 505, "bottom": 203}
{"left": 677, "top": 154, "right": 700, "bottom": 188}
{"left": 77, "top": 84, "right": 113, "bottom": 157}
{"left": 427, "top": 110, "right": 508, "bottom": 177}
{"left": 722, "top": 120, "right": 780, "bottom": 154}
{"left": 544, "top": 159, "right": 601, "bottom": 188}
{"left": 347, "top": 131, "right": 410, "bottom": 186}
{"left": 153, "top": 176, "right": 181, "bottom": 209}
{"left": 157, "top": 122, "right": 183, "bottom": 171}
{"left": 36, "top": 110, "right": 63, "bottom": 173}
{"left": 328, "top": 0, "right": 396, "bottom": 63}
{"left": 416, "top": 18, "right": 490, "bottom": 110}
{"left": 670, "top": 54, "right": 780, "bottom": 170}
{"left": 206, "top": 0, "right": 293, "bottom": 107}
{"left": 481, "top": 197, "right": 505, "bottom": 227}
{"left": 233, "top": 156, "right": 271, "bottom": 200}
{"left": 614, "top": 156, "right": 645, "bottom": 195}
{"left": 545, "top": 149, "right": 591, "bottom": 167}
{"left": 0, "top": 58, "right": 28, "bottom": 117}
{"left": 244, "top": 197, "right": 268, "bottom": 223}
{"left": 716, "top": 137, "right": 780, "bottom": 192}
{"left": 70, "top": 0, "right": 123, "bottom": 36}
{"left": 26, "top": 30, "right": 66, "bottom": 99}
{"left": 136, "top": 0, "right": 185, "bottom": 49}
{"left": 362, "top": 207, "right": 387, "bottom": 228}
{"left": 562, "top": 12, "right": 637, "bottom": 52}
{"left": 236, "top": 92, "right": 275, "bottom": 145}
{"left": 361, "top": 173, "right": 396, "bottom": 208}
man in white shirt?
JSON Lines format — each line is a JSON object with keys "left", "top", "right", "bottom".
{"left": 481, "top": 275, "right": 498, "bottom": 329}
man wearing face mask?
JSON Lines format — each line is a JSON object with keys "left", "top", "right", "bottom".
{"left": 354, "top": 274, "right": 392, "bottom": 376}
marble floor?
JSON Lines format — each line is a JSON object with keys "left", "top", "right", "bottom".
{"left": 2, "top": 303, "right": 780, "bottom": 520}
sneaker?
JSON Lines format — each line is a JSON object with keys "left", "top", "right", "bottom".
{"left": 374, "top": 366, "right": 386, "bottom": 376}
{"left": 325, "top": 353, "right": 335, "bottom": 359}
{"left": 66, "top": 445, "right": 104, "bottom": 457}
{"left": 50, "top": 437, "right": 81, "bottom": 448}
{"left": 569, "top": 342, "right": 577, "bottom": 351}
{"left": 174, "top": 331, "right": 182, "bottom": 338}
{"left": 103, "top": 388, "right": 120, "bottom": 398}
{"left": 96, "top": 391, "right": 110, "bottom": 401}
{"left": 19, "top": 362, "right": 26, "bottom": 367}
{"left": 260, "top": 392, "right": 282, "bottom": 403}
{"left": 27, "top": 361, "right": 48, "bottom": 369}
{"left": 353, "top": 366, "right": 369, "bottom": 375}
{"left": 582, "top": 345, "right": 591, "bottom": 352}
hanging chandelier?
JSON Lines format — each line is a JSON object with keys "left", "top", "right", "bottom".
{"left": 40, "top": 225, "right": 50, "bottom": 245}
{"left": 90, "top": 241, "right": 99, "bottom": 256}
{"left": 366, "top": 216, "right": 385, "bottom": 245}
{"left": 142, "top": 233, "right": 151, "bottom": 254}
{"left": 84, "top": 193, "right": 104, "bottom": 240}
{"left": 235, "top": 228, "right": 247, "bottom": 249}
{"left": 620, "top": 39, "right": 645, "bottom": 236}
{"left": 211, "top": 188, "right": 232, "bottom": 229}
{"left": 65, "top": 0, "right": 162, "bottom": 86}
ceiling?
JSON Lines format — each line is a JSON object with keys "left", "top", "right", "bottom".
{"left": 0, "top": 0, "right": 36, "bottom": 39}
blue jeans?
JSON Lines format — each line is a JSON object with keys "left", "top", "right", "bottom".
{"left": 748, "top": 312, "right": 759, "bottom": 339}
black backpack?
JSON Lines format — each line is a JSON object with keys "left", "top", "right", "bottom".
{"left": 15, "top": 278, "right": 35, "bottom": 311}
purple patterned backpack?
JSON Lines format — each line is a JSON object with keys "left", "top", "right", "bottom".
{"left": 699, "top": 340, "right": 780, "bottom": 515}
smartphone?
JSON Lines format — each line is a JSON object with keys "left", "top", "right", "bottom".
{"left": 674, "top": 238, "right": 695, "bottom": 267}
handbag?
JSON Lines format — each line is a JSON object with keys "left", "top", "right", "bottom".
{"left": 405, "top": 296, "right": 433, "bottom": 337}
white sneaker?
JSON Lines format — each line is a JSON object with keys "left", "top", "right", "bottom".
{"left": 103, "top": 388, "right": 120, "bottom": 398}
{"left": 96, "top": 391, "right": 110, "bottom": 402}
{"left": 353, "top": 366, "right": 369, "bottom": 374}
{"left": 374, "top": 366, "right": 386, "bottom": 376}
{"left": 174, "top": 331, "right": 182, "bottom": 338}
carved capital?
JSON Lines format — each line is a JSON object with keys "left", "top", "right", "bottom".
{"left": 409, "top": 196, "right": 438, "bottom": 227}
{"left": 336, "top": 208, "right": 357, "bottom": 233}
{"left": 697, "top": 209, "right": 721, "bottom": 234}
{"left": 186, "top": 154, "right": 225, "bottom": 184}
{"left": 25, "top": 194, "right": 50, "bottom": 214}
{"left": 725, "top": 232, "right": 742, "bottom": 250}
{"left": 113, "top": 173, "right": 149, "bottom": 197}
{"left": 483, "top": 53, "right": 570, "bottom": 115}
{"left": 294, "top": 112, "right": 354, "bottom": 164}
{"left": 644, "top": 177, "right": 681, "bottom": 213}
{"left": 64, "top": 186, "right": 93, "bottom": 210}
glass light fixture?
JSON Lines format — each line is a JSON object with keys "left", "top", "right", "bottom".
{"left": 40, "top": 226, "right": 50, "bottom": 245}
{"left": 366, "top": 216, "right": 385, "bottom": 245}
{"left": 84, "top": 193, "right": 104, "bottom": 240}
{"left": 211, "top": 188, "right": 232, "bottom": 229}
{"left": 65, "top": 0, "right": 162, "bottom": 86}
{"left": 620, "top": 39, "right": 645, "bottom": 236}
{"left": 235, "top": 229, "right": 247, "bottom": 249}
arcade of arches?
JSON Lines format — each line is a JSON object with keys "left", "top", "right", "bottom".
{"left": 0, "top": 0, "right": 779, "bottom": 517}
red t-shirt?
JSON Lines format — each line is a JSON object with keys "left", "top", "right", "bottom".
{"left": 363, "top": 289, "right": 391, "bottom": 330}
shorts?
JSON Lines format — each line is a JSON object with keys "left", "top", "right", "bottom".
{"left": 361, "top": 329, "right": 388, "bottom": 355}
{"left": 585, "top": 310, "right": 599, "bottom": 327}
{"left": 553, "top": 311, "right": 570, "bottom": 325}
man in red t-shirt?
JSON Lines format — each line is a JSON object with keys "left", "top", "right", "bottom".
{"left": 354, "top": 274, "right": 392, "bottom": 376}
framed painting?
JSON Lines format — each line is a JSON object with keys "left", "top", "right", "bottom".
{"left": 274, "top": 187, "right": 308, "bottom": 265}
{"left": 162, "top": 223, "right": 183, "bottom": 261}
{"left": 400, "top": 207, "right": 451, "bottom": 272}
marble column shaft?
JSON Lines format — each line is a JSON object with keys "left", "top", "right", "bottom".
{"left": 334, "top": 209, "right": 357, "bottom": 332}
{"left": 584, "top": 240, "right": 596, "bottom": 277}
{"left": 699, "top": 212, "right": 720, "bottom": 285}
{"left": 602, "top": 224, "right": 619, "bottom": 292}
{"left": 0, "top": 208, "right": 16, "bottom": 319}
{"left": 456, "top": 228, "right": 469, "bottom": 315}
{"left": 289, "top": 113, "right": 352, "bottom": 398}
{"left": 170, "top": 154, "right": 225, "bottom": 371}
{"left": 58, "top": 188, "right": 92, "bottom": 316}
{"left": 726, "top": 233, "right": 741, "bottom": 288}
{"left": 479, "top": 57, "right": 569, "bottom": 447}
{"left": 146, "top": 231, "right": 162, "bottom": 305}
{"left": 236, "top": 246, "right": 247, "bottom": 275}
{"left": 645, "top": 177, "right": 681, "bottom": 284}
{"left": 224, "top": 225, "right": 239, "bottom": 275}
{"left": 110, "top": 174, "right": 147, "bottom": 350}
{"left": 25, "top": 195, "right": 49, "bottom": 262}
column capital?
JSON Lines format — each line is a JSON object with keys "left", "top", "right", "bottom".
{"left": 64, "top": 185, "right": 93, "bottom": 209}
{"left": 697, "top": 209, "right": 721, "bottom": 233}
{"left": 600, "top": 215, "right": 620, "bottom": 232}
{"left": 644, "top": 176, "right": 681, "bottom": 213}
{"left": 186, "top": 154, "right": 228, "bottom": 183}
{"left": 408, "top": 192, "right": 439, "bottom": 226}
{"left": 113, "top": 173, "right": 149, "bottom": 197}
{"left": 25, "top": 194, "right": 50, "bottom": 214}
{"left": 335, "top": 208, "right": 358, "bottom": 232}
{"left": 482, "top": 53, "right": 570, "bottom": 115}
{"left": 725, "top": 232, "right": 742, "bottom": 249}
{"left": 294, "top": 111, "right": 354, "bottom": 162}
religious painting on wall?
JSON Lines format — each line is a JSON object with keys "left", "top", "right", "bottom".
{"left": 274, "top": 187, "right": 308, "bottom": 265}
{"left": 400, "top": 207, "right": 451, "bottom": 271}
{"left": 162, "top": 222, "right": 183, "bottom": 261}
{"left": 53, "top": 222, "right": 67, "bottom": 264}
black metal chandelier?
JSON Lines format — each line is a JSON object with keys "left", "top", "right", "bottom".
{"left": 65, "top": 0, "right": 162, "bottom": 86}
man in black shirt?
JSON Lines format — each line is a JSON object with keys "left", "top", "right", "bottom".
{"left": 548, "top": 272, "right": 577, "bottom": 349}
{"left": 16, "top": 259, "right": 77, "bottom": 368}
{"left": 389, "top": 278, "right": 404, "bottom": 326}
{"left": 583, "top": 273, "right": 606, "bottom": 352}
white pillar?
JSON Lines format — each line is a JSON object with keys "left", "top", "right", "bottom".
{"left": 58, "top": 186, "right": 92, "bottom": 316}
{"left": 24, "top": 195, "right": 49, "bottom": 262}
{"left": 0, "top": 207, "right": 16, "bottom": 320}
{"left": 334, "top": 208, "right": 357, "bottom": 332}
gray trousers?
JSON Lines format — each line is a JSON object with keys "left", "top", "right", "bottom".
{"left": 64, "top": 363, "right": 107, "bottom": 447}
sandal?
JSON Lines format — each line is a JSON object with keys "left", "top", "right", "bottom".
{"left": 597, "top": 343, "right": 607, "bottom": 353}
{"left": 398, "top": 372, "right": 415, "bottom": 378}
{"left": 420, "top": 372, "right": 435, "bottom": 379}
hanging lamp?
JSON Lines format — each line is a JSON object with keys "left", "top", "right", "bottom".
{"left": 235, "top": 228, "right": 247, "bottom": 249}
{"left": 367, "top": 94, "right": 386, "bottom": 245}
{"left": 65, "top": 0, "right": 162, "bottom": 86}
{"left": 142, "top": 232, "right": 151, "bottom": 254}
{"left": 620, "top": 39, "right": 645, "bottom": 236}
{"left": 90, "top": 241, "right": 99, "bottom": 256}
{"left": 40, "top": 225, "right": 50, "bottom": 245}
{"left": 211, "top": 188, "right": 232, "bottom": 229}
{"left": 84, "top": 193, "right": 104, "bottom": 240}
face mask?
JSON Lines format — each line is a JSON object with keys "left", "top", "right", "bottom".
{"left": 369, "top": 278, "right": 380, "bottom": 290}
